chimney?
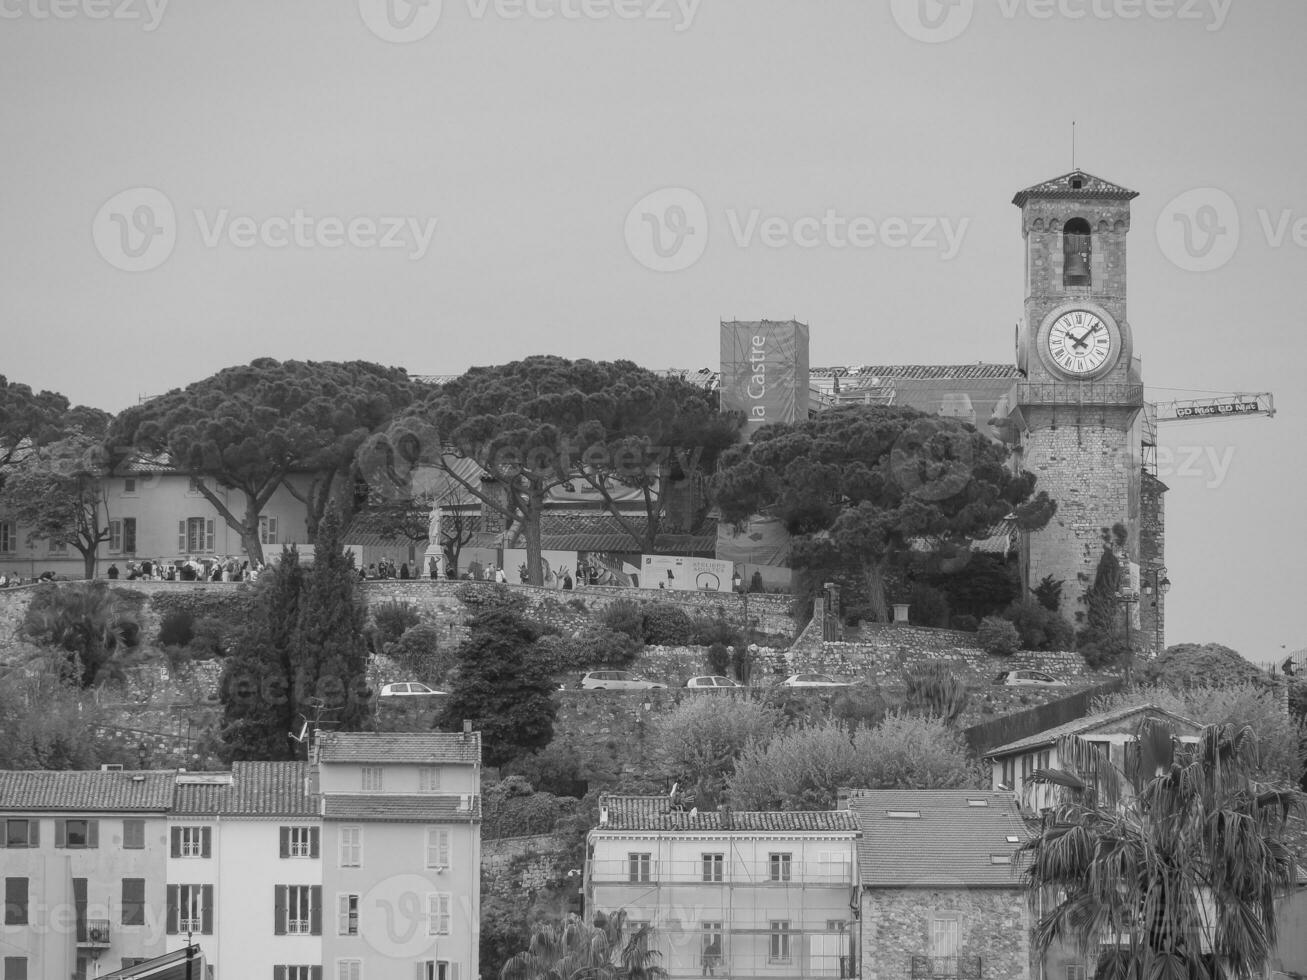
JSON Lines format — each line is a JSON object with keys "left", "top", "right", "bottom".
{"left": 717, "top": 804, "right": 732, "bottom": 830}
{"left": 462, "top": 720, "right": 472, "bottom": 739}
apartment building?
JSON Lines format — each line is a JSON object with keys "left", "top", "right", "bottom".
{"left": 0, "top": 732, "right": 482, "bottom": 980}
{"left": 585, "top": 795, "right": 861, "bottom": 980}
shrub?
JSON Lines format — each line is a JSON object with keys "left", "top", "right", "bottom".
{"left": 600, "top": 599, "right": 646, "bottom": 643}
{"left": 22, "top": 582, "right": 143, "bottom": 687}
{"left": 389, "top": 624, "right": 452, "bottom": 682}
{"left": 456, "top": 583, "right": 528, "bottom": 616}
{"left": 706, "top": 643, "right": 731, "bottom": 676}
{"left": 950, "top": 614, "right": 979, "bottom": 632}
{"left": 907, "top": 585, "right": 950, "bottom": 628}
{"left": 372, "top": 600, "right": 421, "bottom": 644}
{"left": 978, "top": 616, "right": 1020, "bottom": 656}
{"left": 1031, "top": 575, "right": 1064, "bottom": 612}
{"left": 903, "top": 662, "right": 970, "bottom": 722}
{"left": 158, "top": 608, "right": 196, "bottom": 648}
{"left": 1002, "top": 600, "right": 1075, "bottom": 651}
{"left": 641, "top": 603, "right": 696, "bottom": 645}
{"left": 534, "top": 628, "right": 641, "bottom": 675}
{"left": 186, "top": 616, "right": 230, "bottom": 660}
{"left": 690, "top": 613, "right": 742, "bottom": 648}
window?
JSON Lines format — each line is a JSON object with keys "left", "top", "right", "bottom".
{"left": 57, "top": 819, "right": 98, "bottom": 848}
{"left": 165, "top": 884, "right": 213, "bottom": 935}
{"left": 627, "top": 852, "right": 651, "bottom": 882}
{"left": 701, "top": 923, "right": 723, "bottom": 975}
{"left": 818, "top": 851, "right": 852, "bottom": 883}
{"left": 122, "top": 879, "right": 145, "bottom": 926}
{"left": 768, "top": 852, "right": 791, "bottom": 882}
{"left": 187, "top": 477, "right": 204, "bottom": 494}
{"left": 930, "top": 916, "right": 959, "bottom": 959}
{"left": 107, "top": 518, "right": 137, "bottom": 554}
{"left": 419, "top": 766, "right": 441, "bottom": 792}
{"left": 274, "top": 969, "right": 322, "bottom": 980}
{"left": 123, "top": 478, "right": 137, "bottom": 494}
{"left": 426, "top": 828, "right": 450, "bottom": 869}
{"left": 428, "top": 893, "right": 452, "bottom": 936}
{"left": 3, "top": 957, "right": 27, "bottom": 980}
{"left": 336, "top": 962, "right": 361, "bottom": 980}
{"left": 281, "top": 826, "right": 319, "bottom": 859}
{"left": 811, "top": 921, "right": 848, "bottom": 976}
{"left": 109, "top": 520, "right": 122, "bottom": 552}
{"left": 0, "top": 523, "right": 12, "bottom": 554}
{"left": 4, "top": 879, "right": 28, "bottom": 925}
{"left": 1063, "top": 216, "right": 1092, "bottom": 286}
{"left": 274, "top": 885, "right": 321, "bottom": 936}
{"left": 702, "top": 853, "right": 724, "bottom": 882}
{"left": 1000, "top": 757, "right": 1015, "bottom": 788}
{"left": 339, "top": 827, "right": 361, "bottom": 867}
{"left": 3, "top": 818, "right": 38, "bottom": 848}
{"left": 420, "top": 963, "right": 458, "bottom": 980}
{"left": 361, "top": 767, "right": 383, "bottom": 791}
{"left": 337, "top": 894, "right": 359, "bottom": 936}
{"left": 122, "top": 819, "right": 144, "bottom": 849}
{"left": 179, "top": 517, "right": 214, "bottom": 554}
{"left": 769, "top": 921, "right": 791, "bottom": 963}
{"left": 47, "top": 537, "right": 67, "bottom": 554}
{"left": 260, "top": 515, "right": 278, "bottom": 545}
{"left": 172, "top": 826, "right": 212, "bottom": 858}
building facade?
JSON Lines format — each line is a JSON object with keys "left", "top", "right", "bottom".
{"left": 585, "top": 795, "right": 861, "bottom": 980}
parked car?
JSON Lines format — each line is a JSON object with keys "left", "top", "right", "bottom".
{"left": 685, "top": 675, "right": 743, "bottom": 689}
{"left": 579, "top": 670, "right": 668, "bottom": 691}
{"left": 379, "top": 682, "right": 447, "bottom": 697}
{"left": 992, "top": 669, "right": 1067, "bottom": 688}
{"left": 778, "top": 673, "right": 850, "bottom": 688}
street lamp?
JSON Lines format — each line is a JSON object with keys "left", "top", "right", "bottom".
{"left": 1141, "top": 566, "right": 1171, "bottom": 653}
{"left": 1116, "top": 589, "right": 1140, "bottom": 685}
{"left": 733, "top": 569, "right": 753, "bottom": 686}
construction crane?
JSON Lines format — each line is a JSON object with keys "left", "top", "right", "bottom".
{"left": 1141, "top": 392, "right": 1275, "bottom": 477}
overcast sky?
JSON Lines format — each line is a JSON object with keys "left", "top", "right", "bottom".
{"left": 2, "top": 0, "right": 1301, "bottom": 661}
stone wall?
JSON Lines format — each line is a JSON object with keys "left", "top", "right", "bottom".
{"left": 483, "top": 834, "right": 576, "bottom": 890}
{"left": 860, "top": 887, "right": 1031, "bottom": 980}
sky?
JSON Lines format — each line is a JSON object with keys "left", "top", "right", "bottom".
{"left": 1, "top": 0, "right": 1302, "bottom": 661}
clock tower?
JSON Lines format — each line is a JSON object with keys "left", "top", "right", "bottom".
{"left": 1009, "top": 170, "right": 1145, "bottom": 625}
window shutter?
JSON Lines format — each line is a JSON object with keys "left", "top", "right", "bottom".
{"left": 275, "top": 968, "right": 287, "bottom": 980}
{"left": 205, "top": 520, "right": 214, "bottom": 552}
{"left": 439, "top": 830, "right": 450, "bottom": 866}
{"left": 310, "top": 827, "right": 320, "bottom": 859}
{"left": 55, "top": 820, "right": 66, "bottom": 848}
{"left": 171, "top": 828, "right": 182, "bottom": 858}
{"left": 87, "top": 821, "right": 98, "bottom": 848}
{"left": 279, "top": 827, "right": 289, "bottom": 858}
{"left": 451, "top": 964, "right": 460, "bottom": 980}
{"left": 201, "top": 884, "right": 213, "bottom": 934}
{"left": 416, "top": 966, "right": 427, "bottom": 980}
{"left": 274, "top": 886, "right": 287, "bottom": 935}
{"left": 201, "top": 828, "right": 211, "bottom": 859}
{"left": 178, "top": 521, "right": 186, "bottom": 552}
{"left": 73, "top": 878, "right": 87, "bottom": 938}
{"left": 167, "top": 885, "right": 179, "bottom": 934}
{"left": 124, "top": 518, "right": 136, "bottom": 553}
{"left": 310, "top": 885, "right": 322, "bottom": 936}
{"left": 311, "top": 968, "right": 322, "bottom": 980}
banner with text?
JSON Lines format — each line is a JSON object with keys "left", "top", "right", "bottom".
{"left": 641, "top": 555, "right": 735, "bottom": 592}
{"left": 719, "top": 320, "right": 810, "bottom": 429}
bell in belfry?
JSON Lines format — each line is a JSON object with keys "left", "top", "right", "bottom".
{"left": 1064, "top": 248, "right": 1090, "bottom": 282}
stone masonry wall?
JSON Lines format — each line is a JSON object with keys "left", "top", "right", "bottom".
{"left": 483, "top": 834, "right": 574, "bottom": 891}
{"left": 861, "top": 887, "right": 1030, "bottom": 980}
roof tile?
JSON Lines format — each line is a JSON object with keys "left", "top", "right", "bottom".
{"left": 317, "top": 732, "right": 482, "bottom": 765}
{"left": 322, "top": 794, "right": 481, "bottom": 822}
{"left": 0, "top": 770, "right": 176, "bottom": 811}
{"left": 598, "top": 795, "right": 860, "bottom": 833}
{"left": 172, "top": 762, "right": 317, "bottom": 816}
{"left": 983, "top": 704, "right": 1201, "bottom": 758}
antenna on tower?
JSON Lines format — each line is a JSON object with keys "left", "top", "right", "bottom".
{"left": 1071, "top": 121, "right": 1077, "bottom": 170}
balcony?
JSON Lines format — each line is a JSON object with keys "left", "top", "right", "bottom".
{"left": 588, "top": 858, "right": 854, "bottom": 886}
{"left": 76, "top": 918, "right": 111, "bottom": 948}
{"left": 1014, "top": 381, "right": 1144, "bottom": 409}
{"left": 910, "top": 956, "right": 981, "bottom": 979}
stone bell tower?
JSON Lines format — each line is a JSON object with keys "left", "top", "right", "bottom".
{"left": 1008, "top": 170, "right": 1144, "bottom": 626}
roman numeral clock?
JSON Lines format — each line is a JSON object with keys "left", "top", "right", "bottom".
{"left": 1007, "top": 170, "right": 1147, "bottom": 626}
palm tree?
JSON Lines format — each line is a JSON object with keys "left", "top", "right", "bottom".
{"left": 1020, "top": 719, "right": 1302, "bottom": 980}
{"left": 501, "top": 913, "right": 665, "bottom": 980}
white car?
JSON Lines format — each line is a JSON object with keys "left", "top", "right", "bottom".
{"left": 993, "top": 670, "right": 1067, "bottom": 688}
{"left": 685, "top": 675, "right": 743, "bottom": 689}
{"left": 579, "top": 670, "right": 667, "bottom": 691}
{"left": 379, "top": 682, "right": 447, "bottom": 697}
{"left": 779, "top": 673, "right": 850, "bottom": 688}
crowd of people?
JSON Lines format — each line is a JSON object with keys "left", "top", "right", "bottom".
{"left": 106, "top": 557, "right": 265, "bottom": 582}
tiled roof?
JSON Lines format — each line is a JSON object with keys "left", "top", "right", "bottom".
{"left": 845, "top": 789, "right": 1028, "bottom": 888}
{"left": 597, "top": 795, "right": 861, "bottom": 833}
{"left": 983, "top": 704, "right": 1201, "bottom": 759}
{"left": 172, "top": 762, "right": 317, "bottom": 816}
{"left": 322, "top": 794, "right": 481, "bottom": 822}
{"left": 0, "top": 770, "right": 176, "bottom": 811}
{"left": 1012, "top": 170, "right": 1138, "bottom": 206}
{"left": 317, "top": 732, "right": 482, "bottom": 765}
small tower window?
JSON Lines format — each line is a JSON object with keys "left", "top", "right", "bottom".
{"left": 1063, "top": 217, "right": 1092, "bottom": 286}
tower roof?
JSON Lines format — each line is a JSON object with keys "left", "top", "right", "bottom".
{"left": 1012, "top": 169, "right": 1138, "bottom": 207}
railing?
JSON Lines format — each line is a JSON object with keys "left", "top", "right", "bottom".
{"left": 77, "top": 918, "right": 111, "bottom": 947}
{"left": 910, "top": 955, "right": 982, "bottom": 979}
{"left": 588, "top": 858, "right": 854, "bottom": 886}
{"left": 1015, "top": 382, "right": 1144, "bottom": 407}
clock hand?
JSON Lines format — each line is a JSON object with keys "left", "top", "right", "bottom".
{"left": 1070, "top": 323, "right": 1103, "bottom": 350}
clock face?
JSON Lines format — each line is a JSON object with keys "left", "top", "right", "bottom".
{"left": 1047, "top": 309, "right": 1112, "bottom": 376}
